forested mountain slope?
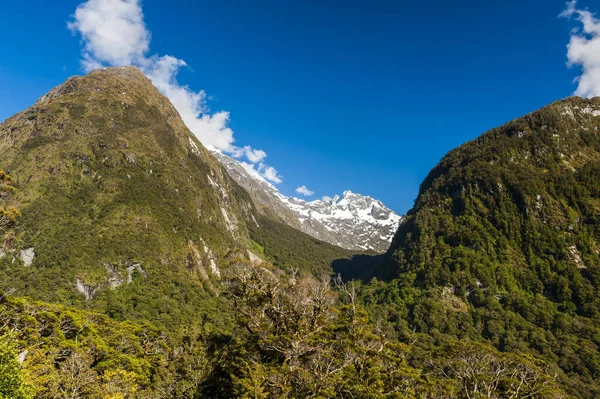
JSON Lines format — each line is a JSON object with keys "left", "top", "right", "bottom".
{"left": 370, "top": 97, "right": 600, "bottom": 397}
{"left": 0, "top": 261, "right": 569, "bottom": 399}
{"left": 0, "top": 66, "right": 260, "bottom": 327}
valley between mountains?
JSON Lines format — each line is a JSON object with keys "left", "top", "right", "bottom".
{"left": 1, "top": 67, "right": 600, "bottom": 398}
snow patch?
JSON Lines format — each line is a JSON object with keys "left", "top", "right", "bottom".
{"left": 274, "top": 190, "right": 401, "bottom": 251}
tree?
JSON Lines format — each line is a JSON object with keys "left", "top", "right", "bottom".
{"left": 101, "top": 369, "right": 138, "bottom": 399}
{"left": 54, "top": 350, "right": 99, "bottom": 399}
{"left": 0, "top": 171, "right": 15, "bottom": 199}
{"left": 433, "top": 341, "right": 566, "bottom": 399}
{"left": 0, "top": 170, "right": 19, "bottom": 231}
{"left": 0, "top": 334, "right": 34, "bottom": 399}
{"left": 221, "top": 258, "right": 426, "bottom": 398}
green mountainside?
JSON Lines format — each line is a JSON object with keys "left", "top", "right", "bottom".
{"left": 0, "top": 260, "right": 569, "bottom": 399}
{"left": 0, "top": 67, "right": 371, "bottom": 329}
{"left": 370, "top": 97, "right": 600, "bottom": 397}
{"left": 247, "top": 213, "right": 374, "bottom": 277}
{"left": 0, "top": 66, "right": 260, "bottom": 328}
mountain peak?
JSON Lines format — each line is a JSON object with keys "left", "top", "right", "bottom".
{"left": 212, "top": 152, "right": 402, "bottom": 252}
{"left": 0, "top": 68, "right": 256, "bottom": 322}
{"left": 37, "top": 66, "right": 147, "bottom": 102}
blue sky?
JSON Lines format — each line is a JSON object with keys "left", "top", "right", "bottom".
{"left": 0, "top": 0, "right": 597, "bottom": 214}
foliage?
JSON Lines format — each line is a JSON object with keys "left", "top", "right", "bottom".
{"left": 248, "top": 213, "right": 375, "bottom": 277}
{"left": 0, "top": 334, "right": 33, "bottom": 399}
{"left": 197, "top": 258, "right": 565, "bottom": 398}
{"left": 1, "top": 258, "right": 569, "bottom": 398}
{"left": 430, "top": 341, "right": 566, "bottom": 399}
{"left": 0, "top": 295, "right": 217, "bottom": 399}
{"left": 0, "top": 170, "right": 15, "bottom": 197}
{"left": 0, "top": 170, "right": 19, "bottom": 232}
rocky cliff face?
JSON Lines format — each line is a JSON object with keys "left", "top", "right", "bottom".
{"left": 213, "top": 151, "right": 402, "bottom": 252}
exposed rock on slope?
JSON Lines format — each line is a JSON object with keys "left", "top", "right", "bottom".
{"left": 213, "top": 151, "right": 402, "bottom": 252}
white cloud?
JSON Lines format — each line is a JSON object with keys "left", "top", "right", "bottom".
{"left": 258, "top": 163, "right": 283, "bottom": 184}
{"left": 239, "top": 161, "right": 266, "bottom": 182}
{"left": 238, "top": 161, "right": 283, "bottom": 185}
{"left": 68, "top": 0, "right": 149, "bottom": 68}
{"left": 295, "top": 185, "right": 314, "bottom": 196}
{"left": 231, "top": 145, "right": 267, "bottom": 163}
{"left": 142, "top": 55, "right": 238, "bottom": 151}
{"left": 561, "top": 1, "right": 600, "bottom": 97}
{"left": 68, "top": 0, "right": 281, "bottom": 181}
{"left": 322, "top": 196, "right": 333, "bottom": 202}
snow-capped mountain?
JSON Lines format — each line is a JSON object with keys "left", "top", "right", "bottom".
{"left": 282, "top": 191, "right": 402, "bottom": 252}
{"left": 212, "top": 151, "right": 402, "bottom": 252}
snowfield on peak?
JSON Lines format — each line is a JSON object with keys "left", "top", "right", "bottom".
{"left": 212, "top": 151, "right": 402, "bottom": 252}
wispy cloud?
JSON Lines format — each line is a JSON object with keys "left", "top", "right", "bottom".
{"left": 260, "top": 164, "right": 283, "bottom": 184}
{"left": 231, "top": 146, "right": 267, "bottom": 163}
{"left": 295, "top": 185, "right": 314, "bottom": 196}
{"left": 238, "top": 161, "right": 283, "bottom": 184}
{"left": 561, "top": 1, "right": 600, "bottom": 97}
{"left": 67, "top": 0, "right": 149, "bottom": 70}
{"left": 68, "top": 0, "right": 282, "bottom": 182}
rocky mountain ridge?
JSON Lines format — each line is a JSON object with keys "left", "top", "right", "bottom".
{"left": 212, "top": 150, "right": 402, "bottom": 252}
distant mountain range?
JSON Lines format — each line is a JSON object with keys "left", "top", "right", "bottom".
{"left": 212, "top": 150, "right": 402, "bottom": 252}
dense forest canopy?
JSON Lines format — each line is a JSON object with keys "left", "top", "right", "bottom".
{"left": 371, "top": 97, "right": 600, "bottom": 397}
